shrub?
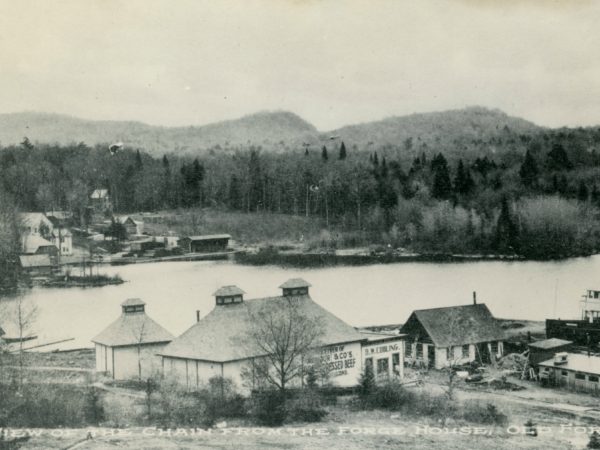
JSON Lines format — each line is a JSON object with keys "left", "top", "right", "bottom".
{"left": 461, "top": 401, "right": 507, "bottom": 426}
{"left": 250, "top": 390, "right": 287, "bottom": 426}
{"left": 286, "top": 390, "right": 327, "bottom": 423}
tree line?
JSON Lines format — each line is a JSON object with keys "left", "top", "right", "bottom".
{"left": 0, "top": 127, "right": 599, "bottom": 279}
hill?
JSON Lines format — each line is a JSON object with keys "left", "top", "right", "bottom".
{"left": 0, "top": 107, "right": 545, "bottom": 157}
{"left": 0, "top": 111, "right": 317, "bottom": 156}
{"left": 328, "top": 107, "right": 543, "bottom": 154}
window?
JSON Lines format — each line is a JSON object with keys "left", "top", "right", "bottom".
{"left": 365, "top": 357, "right": 373, "bottom": 370}
{"left": 462, "top": 345, "right": 469, "bottom": 358}
{"left": 446, "top": 348, "right": 451, "bottom": 361}
{"left": 575, "top": 373, "right": 586, "bottom": 380}
{"left": 377, "top": 358, "right": 389, "bottom": 376}
{"left": 561, "top": 370, "right": 568, "bottom": 376}
{"left": 392, "top": 353, "right": 400, "bottom": 375}
{"left": 405, "top": 343, "right": 412, "bottom": 357}
{"left": 589, "top": 376, "right": 599, "bottom": 382}
{"left": 416, "top": 343, "right": 423, "bottom": 359}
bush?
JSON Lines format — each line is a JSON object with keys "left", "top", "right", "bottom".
{"left": 461, "top": 401, "right": 507, "bottom": 426}
{"left": 286, "top": 390, "right": 327, "bottom": 423}
{"left": 250, "top": 390, "right": 287, "bottom": 426}
{"left": 201, "top": 376, "right": 247, "bottom": 424}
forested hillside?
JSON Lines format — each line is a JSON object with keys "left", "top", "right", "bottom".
{"left": 0, "top": 107, "right": 548, "bottom": 158}
{"left": 1, "top": 115, "right": 600, "bottom": 279}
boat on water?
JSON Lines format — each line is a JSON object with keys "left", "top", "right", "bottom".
{"left": 546, "top": 289, "right": 600, "bottom": 346}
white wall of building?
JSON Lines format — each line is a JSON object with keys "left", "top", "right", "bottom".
{"left": 96, "top": 342, "right": 168, "bottom": 380}
{"left": 362, "top": 338, "right": 405, "bottom": 381}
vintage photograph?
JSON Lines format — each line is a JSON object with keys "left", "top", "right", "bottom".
{"left": 1, "top": 1, "right": 600, "bottom": 448}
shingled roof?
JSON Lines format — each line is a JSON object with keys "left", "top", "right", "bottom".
{"left": 92, "top": 307, "right": 173, "bottom": 347}
{"left": 159, "top": 294, "right": 364, "bottom": 362}
{"left": 401, "top": 304, "right": 505, "bottom": 347}
{"left": 279, "top": 278, "right": 312, "bottom": 289}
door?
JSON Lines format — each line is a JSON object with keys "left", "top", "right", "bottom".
{"left": 427, "top": 346, "right": 435, "bottom": 368}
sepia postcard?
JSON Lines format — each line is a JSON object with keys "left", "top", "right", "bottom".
{"left": 1, "top": 1, "right": 600, "bottom": 449}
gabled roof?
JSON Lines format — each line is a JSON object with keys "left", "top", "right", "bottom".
{"left": 401, "top": 303, "right": 505, "bottom": 347}
{"left": 182, "top": 234, "right": 232, "bottom": 241}
{"left": 92, "top": 310, "right": 173, "bottom": 347}
{"left": 279, "top": 278, "right": 312, "bottom": 289}
{"left": 19, "top": 254, "right": 53, "bottom": 268}
{"left": 160, "top": 295, "right": 364, "bottom": 362}
{"left": 19, "top": 212, "right": 52, "bottom": 228}
{"left": 213, "top": 286, "right": 245, "bottom": 296}
{"left": 529, "top": 338, "right": 572, "bottom": 350}
{"left": 114, "top": 215, "right": 136, "bottom": 225}
{"left": 22, "top": 235, "right": 56, "bottom": 254}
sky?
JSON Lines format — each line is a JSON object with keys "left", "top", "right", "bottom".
{"left": 1, "top": 0, "right": 599, "bottom": 130}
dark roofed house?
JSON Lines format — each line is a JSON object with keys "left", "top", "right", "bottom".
{"left": 178, "top": 234, "right": 231, "bottom": 253}
{"left": 400, "top": 302, "right": 505, "bottom": 369}
{"left": 159, "top": 280, "right": 369, "bottom": 392}
{"left": 92, "top": 298, "right": 173, "bottom": 380}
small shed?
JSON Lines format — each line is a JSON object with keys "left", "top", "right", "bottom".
{"left": 21, "top": 235, "right": 59, "bottom": 257}
{"left": 528, "top": 338, "right": 573, "bottom": 367}
{"left": 92, "top": 298, "right": 174, "bottom": 380}
{"left": 19, "top": 254, "right": 54, "bottom": 276}
{"left": 179, "top": 234, "right": 231, "bottom": 253}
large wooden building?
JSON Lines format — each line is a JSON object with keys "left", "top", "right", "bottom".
{"left": 400, "top": 302, "right": 505, "bottom": 369}
{"left": 159, "top": 279, "right": 405, "bottom": 392}
{"left": 92, "top": 299, "right": 174, "bottom": 380}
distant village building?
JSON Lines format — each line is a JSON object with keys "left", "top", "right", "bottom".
{"left": 19, "top": 254, "right": 54, "bottom": 276}
{"left": 114, "top": 215, "right": 144, "bottom": 236}
{"left": 90, "top": 189, "right": 111, "bottom": 213}
{"left": 361, "top": 331, "right": 405, "bottom": 381}
{"left": 19, "top": 212, "right": 53, "bottom": 236}
{"left": 50, "top": 228, "right": 73, "bottom": 256}
{"left": 158, "top": 279, "right": 401, "bottom": 392}
{"left": 45, "top": 211, "right": 73, "bottom": 227}
{"left": 539, "top": 353, "right": 600, "bottom": 393}
{"left": 178, "top": 234, "right": 231, "bottom": 253}
{"left": 92, "top": 299, "right": 174, "bottom": 380}
{"left": 21, "top": 235, "right": 59, "bottom": 257}
{"left": 400, "top": 302, "right": 505, "bottom": 369}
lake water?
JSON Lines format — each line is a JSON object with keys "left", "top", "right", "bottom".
{"left": 4, "top": 256, "right": 600, "bottom": 350}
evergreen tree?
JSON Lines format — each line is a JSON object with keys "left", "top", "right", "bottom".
{"left": 339, "top": 141, "right": 347, "bottom": 160}
{"left": 304, "top": 148, "right": 309, "bottom": 156}
{"left": 494, "top": 197, "right": 519, "bottom": 253}
{"left": 373, "top": 152, "right": 379, "bottom": 166}
{"left": 589, "top": 431, "right": 600, "bottom": 449}
{"left": 135, "top": 150, "right": 143, "bottom": 170}
{"left": 454, "top": 159, "right": 475, "bottom": 195}
{"left": 519, "top": 150, "right": 539, "bottom": 187}
{"left": 321, "top": 146, "right": 328, "bottom": 162}
{"left": 577, "top": 180, "right": 589, "bottom": 202}
{"left": 547, "top": 143, "right": 573, "bottom": 171}
{"left": 358, "top": 364, "right": 375, "bottom": 399}
{"left": 592, "top": 184, "right": 600, "bottom": 205}
{"left": 431, "top": 153, "right": 453, "bottom": 200}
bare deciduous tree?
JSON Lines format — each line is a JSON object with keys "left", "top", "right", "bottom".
{"left": 243, "top": 299, "right": 324, "bottom": 392}
{"left": 11, "top": 295, "right": 38, "bottom": 387}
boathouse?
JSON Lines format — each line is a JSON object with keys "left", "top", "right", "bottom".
{"left": 159, "top": 279, "right": 403, "bottom": 392}
{"left": 92, "top": 299, "right": 174, "bottom": 380}
{"left": 178, "top": 234, "right": 231, "bottom": 253}
{"left": 539, "top": 353, "right": 600, "bottom": 393}
{"left": 400, "top": 302, "right": 505, "bottom": 369}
